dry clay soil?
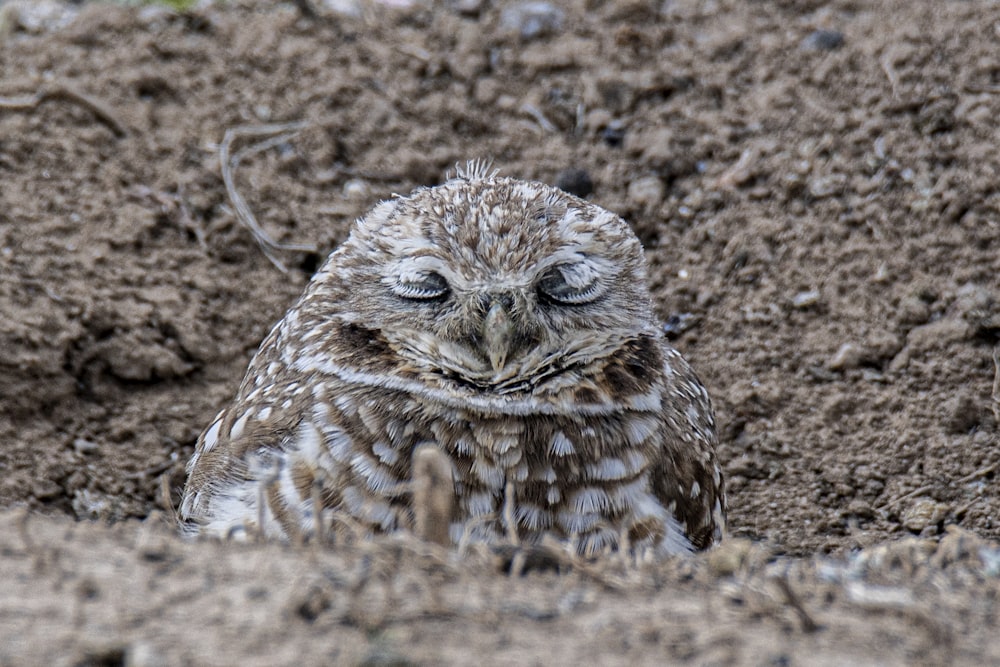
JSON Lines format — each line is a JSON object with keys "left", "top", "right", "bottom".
{"left": 2, "top": 1, "right": 1000, "bottom": 665}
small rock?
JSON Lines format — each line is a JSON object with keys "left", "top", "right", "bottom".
{"left": 322, "top": 0, "right": 364, "bottom": 18}
{"left": 726, "top": 455, "right": 768, "bottom": 480}
{"left": 897, "top": 295, "right": 931, "bottom": 325}
{"left": 3, "top": 0, "right": 78, "bottom": 34}
{"left": 662, "top": 312, "right": 697, "bottom": 338}
{"left": 791, "top": 290, "right": 821, "bottom": 309}
{"left": 500, "top": 2, "right": 564, "bottom": 41}
{"left": 125, "top": 641, "right": 167, "bottom": 667}
{"left": 73, "top": 438, "right": 99, "bottom": 455}
{"left": 78, "top": 647, "right": 127, "bottom": 667}
{"left": 31, "top": 479, "right": 63, "bottom": 501}
{"left": 448, "top": 0, "right": 484, "bottom": 17}
{"left": 827, "top": 342, "right": 863, "bottom": 371}
{"left": 554, "top": 168, "right": 594, "bottom": 198}
{"left": 845, "top": 499, "right": 874, "bottom": 520}
{"left": 627, "top": 175, "right": 664, "bottom": 209}
{"left": 901, "top": 498, "right": 948, "bottom": 532}
{"left": 800, "top": 29, "right": 845, "bottom": 51}
{"left": 943, "top": 392, "right": 985, "bottom": 434}
{"left": 343, "top": 178, "right": 370, "bottom": 200}
{"left": 706, "top": 537, "right": 754, "bottom": 576}
{"left": 822, "top": 394, "right": 856, "bottom": 421}
{"left": 952, "top": 283, "right": 993, "bottom": 318}
{"left": 636, "top": 127, "right": 676, "bottom": 168}
{"left": 905, "top": 317, "right": 970, "bottom": 353}
{"left": 602, "top": 120, "right": 627, "bottom": 147}
{"left": 253, "top": 105, "right": 272, "bottom": 122}
{"left": 358, "top": 645, "right": 416, "bottom": 667}
{"left": 808, "top": 173, "right": 846, "bottom": 198}
{"left": 72, "top": 490, "right": 111, "bottom": 520}
{"left": 294, "top": 585, "right": 332, "bottom": 623}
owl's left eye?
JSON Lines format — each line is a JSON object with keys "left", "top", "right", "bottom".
{"left": 537, "top": 264, "right": 604, "bottom": 305}
{"left": 393, "top": 271, "right": 450, "bottom": 301}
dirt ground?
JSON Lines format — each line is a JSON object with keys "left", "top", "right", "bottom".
{"left": 2, "top": 0, "right": 1000, "bottom": 664}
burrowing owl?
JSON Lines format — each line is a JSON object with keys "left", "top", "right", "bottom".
{"left": 179, "top": 163, "right": 725, "bottom": 555}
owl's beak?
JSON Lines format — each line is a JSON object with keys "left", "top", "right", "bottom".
{"left": 482, "top": 301, "right": 513, "bottom": 372}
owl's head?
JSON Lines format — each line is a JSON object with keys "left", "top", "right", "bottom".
{"left": 304, "top": 166, "right": 659, "bottom": 395}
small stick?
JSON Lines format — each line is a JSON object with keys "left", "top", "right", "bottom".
{"left": 876, "top": 484, "right": 934, "bottom": 512}
{"left": 0, "top": 83, "right": 126, "bottom": 137}
{"left": 0, "top": 274, "right": 64, "bottom": 302}
{"left": 880, "top": 48, "right": 900, "bottom": 98}
{"left": 956, "top": 462, "right": 998, "bottom": 486}
{"left": 411, "top": 444, "right": 455, "bottom": 548}
{"left": 124, "top": 456, "right": 176, "bottom": 480}
{"left": 17, "top": 507, "right": 35, "bottom": 553}
{"left": 502, "top": 480, "right": 520, "bottom": 546}
{"left": 158, "top": 473, "right": 178, "bottom": 524}
{"left": 311, "top": 474, "right": 326, "bottom": 547}
{"left": 255, "top": 459, "right": 282, "bottom": 543}
{"left": 991, "top": 346, "right": 1000, "bottom": 426}
{"left": 520, "top": 104, "right": 557, "bottom": 133}
{"left": 219, "top": 122, "right": 317, "bottom": 273}
{"left": 772, "top": 575, "right": 820, "bottom": 633}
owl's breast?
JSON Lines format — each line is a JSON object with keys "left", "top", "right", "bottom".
{"left": 395, "top": 395, "right": 670, "bottom": 552}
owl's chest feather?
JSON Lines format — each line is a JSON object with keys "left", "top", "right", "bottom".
{"left": 317, "top": 392, "right": 667, "bottom": 547}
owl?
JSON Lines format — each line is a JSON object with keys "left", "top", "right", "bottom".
{"left": 178, "top": 162, "right": 726, "bottom": 556}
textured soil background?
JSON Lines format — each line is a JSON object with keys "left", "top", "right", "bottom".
{"left": 2, "top": 0, "right": 1000, "bottom": 664}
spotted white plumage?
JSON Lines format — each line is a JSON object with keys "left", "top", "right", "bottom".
{"left": 179, "top": 163, "right": 726, "bottom": 555}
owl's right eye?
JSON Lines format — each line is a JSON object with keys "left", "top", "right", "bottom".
{"left": 393, "top": 271, "right": 450, "bottom": 301}
{"left": 536, "top": 263, "right": 604, "bottom": 305}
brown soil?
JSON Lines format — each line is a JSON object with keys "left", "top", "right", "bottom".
{"left": 2, "top": 0, "right": 999, "bottom": 664}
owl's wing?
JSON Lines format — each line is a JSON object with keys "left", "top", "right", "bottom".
{"left": 652, "top": 345, "right": 727, "bottom": 550}
{"left": 178, "top": 387, "right": 305, "bottom": 538}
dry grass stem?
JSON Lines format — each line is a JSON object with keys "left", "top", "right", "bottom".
{"left": 219, "top": 122, "right": 317, "bottom": 272}
{"left": 0, "top": 83, "right": 126, "bottom": 137}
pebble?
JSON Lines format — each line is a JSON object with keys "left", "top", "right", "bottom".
{"left": 342, "top": 178, "right": 371, "bottom": 200}
{"left": 827, "top": 342, "right": 863, "bottom": 371}
{"left": 662, "top": 312, "right": 696, "bottom": 338}
{"left": 791, "top": 290, "right": 821, "bottom": 309}
{"left": 1, "top": 0, "right": 78, "bottom": 34}
{"left": 942, "top": 392, "right": 985, "bottom": 434}
{"left": 500, "top": 2, "right": 564, "bottom": 41}
{"left": 627, "top": 175, "right": 664, "bottom": 209}
{"left": 31, "top": 479, "right": 62, "bottom": 501}
{"left": 601, "top": 120, "right": 627, "bottom": 147}
{"left": 126, "top": 641, "right": 167, "bottom": 667}
{"left": 901, "top": 498, "right": 948, "bottom": 532}
{"left": 73, "top": 438, "right": 99, "bottom": 455}
{"left": 897, "top": 295, "right": 931, "bottom": 325}
{"left": 845, "top": 499, "right": 874, "bottom": 519}
{"left": 448, "top": 0, "right": 485, "bottom": 17}
{"left": 800, "top": 29, "right": 845, "bottom": 51}
{"left": 706, "top": 537, "right": 754, "bottom": 576}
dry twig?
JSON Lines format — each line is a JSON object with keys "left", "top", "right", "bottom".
{"left": 992, "top": 346, "right": 1000, "bottom": 426}
{"left": 772, "top": 574, "right": 820, "bottom": 633}
{"left": 159, "top": 474, "right": 178, "bottom": 523}
{"left": 219, "top": 122, "right": 317, "bottom": 272}
{"left": 411, "top": 445, "right": 455, "bottom": 548}
{"left": 877, "top": 484, "right": 934, "bottom": 512}
{"left": 880, "top": 47, "right": 900, "bottom": 98}
{"left": 520, "top": 103, "right": 557, "bottom": 133}
{"left": 0, "top": 83, "right": 126, "bottom": 137}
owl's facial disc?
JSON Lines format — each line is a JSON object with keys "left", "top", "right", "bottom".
{"left": 382, "top": 255, "right": 616, "bottom": 384}
{"left": 341, "top": 175, "right": 656, "bottom": 391}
